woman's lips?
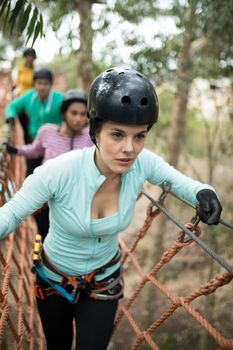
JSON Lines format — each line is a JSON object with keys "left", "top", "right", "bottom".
{"left": 116, "top": 158, "right": 133, "bottom": 165}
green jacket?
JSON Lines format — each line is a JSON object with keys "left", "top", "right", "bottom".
{"left": 5, "top": 88, "right": 63, "bottom": 139}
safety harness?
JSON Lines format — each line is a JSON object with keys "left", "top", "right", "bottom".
{"left": 31, "top": 235, "right": 123, "bottom": 303}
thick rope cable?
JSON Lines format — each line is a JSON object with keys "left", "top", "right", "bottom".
{"left": 142, "top": 190, "right": 233, "bottom": 275}
{"left": 163, "top": 185, "right": 233, "bottom": 231}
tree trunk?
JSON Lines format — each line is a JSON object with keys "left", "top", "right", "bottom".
{"left": 143, "top": 3, "right": 198, "bottom": 328}
{"left": 167, "top": 2, "right": 198, "bottom": 167}
{"left": 167, "top": 45, "right": 193, "bottom": 167}
{"left": 76, "top": 0, "right": 95, "bottom": 92}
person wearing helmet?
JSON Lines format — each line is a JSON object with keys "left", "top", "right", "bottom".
{"left": 4, "top": 88, "right": 92, "bottom": 239}
{"left": 5, "top": 88, "right": 92, "bottom": 162}
{"left": 5, "top": 67, "right": 63, "bottom": 175}
{"left": 0, "top": 67, "right": 222, "bottom": 350}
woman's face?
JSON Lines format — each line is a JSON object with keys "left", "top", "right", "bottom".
{"left": 65, "top": 102, "right": 88, "bottom": 133}
{"left": 95, "top": 121, "right": 148, "bottom": 176}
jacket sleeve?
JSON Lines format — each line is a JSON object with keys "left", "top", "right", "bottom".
{"left": 141, "top": 149, "right": 215, "bottom": 205}
{"left": 17, "top": 125, "right": 45, "bottom": 159}
{"left": 0, "top": 161, "right": 55, "bottom": 239}
{"left": 5, "top": 93, "right": 28, "bottom": 120}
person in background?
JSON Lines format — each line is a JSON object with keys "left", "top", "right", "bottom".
{"left": 0, "top": 67, "right": 222, "bottom": 350}
{"left": 14, "top": 47, "right": 37, "bottom": 96}
{"left": 4, "top": 89, "right": 92, "bottom": 239}
{"left": 5, "top": 67, "right": 63, "bottom": 175}
{"left": 12, "top": 47, "right": 37, "bottom": 144}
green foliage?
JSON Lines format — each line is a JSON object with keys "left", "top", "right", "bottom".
{"left": 146, "top": 89, "right": 174, "bottom": 152}
{"left": 48, "top": 54, "right": 78, "bottom": 88}
{"left": 146, "top": 88, "right": 179, "bottom": 152}
{"left": 156, "top": 334, "right": 179, "bottom": 350}
{"left": 48, "top": 53, "right": 107, "bottom": 88}
{"left": 111, "top": 0, "right": 233, "bottom": 82}
{"left": 0, "top": 0, "right": 43, "bottom": 45}
{"left": 44, "top": 0, "right": 76, "bottom": 31}
{"left": 185, "top": 108, "right": 205, "bottom": 156}
{"left": 130, "top": 35, "right": 179, "bottom": 83}
{"left": 145, "top": 86, "right": 214, "bottom": 158}
{"left": 114, "top": 0, "right": 159, "bottom": 23}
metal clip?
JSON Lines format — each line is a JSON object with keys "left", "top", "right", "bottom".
{"left": 183, "top": 214, "right": 200, "bottom": 243}
{"left": 32, "top": 234, "right": 43, "bottom": 262}
{"left": 159, "top": 182, "right": 171, "bottom": 204}
{"left": 71, "top": 285, "right": 81, "bottom": 304}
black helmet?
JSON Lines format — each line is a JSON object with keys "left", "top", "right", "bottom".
{"left": 23, "top": 47, "right": 36, "bottom": 58}
{"left": 88, "top": 67, "right": 159, "bottom": 125}
{"left": 33, "top": 68, "right": 53, "bottom": 83}
{"left": 61, "top": 89, "right": 88, "bottom": 115}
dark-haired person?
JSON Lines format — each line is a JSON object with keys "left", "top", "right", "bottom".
{"left": 13, "top": 47, "right": 37, "bottom": 143}
{"left": 14, "top": 47, "right": 37, "bottom": 97}
{"left": 6, "top": 67, "right": 63, "bottom": 174}
{"left": 4, "top": 89, "right": 92, "bottom": 239}
{"left": 0, "top": 67, "right": 222, "bottom": 350}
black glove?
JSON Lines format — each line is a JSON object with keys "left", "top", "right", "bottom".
{"left": 3, "top": 142, "right": 18, "bottom": 155}
{"left": 196, "top": 189, "right": 222, "bottom": 225}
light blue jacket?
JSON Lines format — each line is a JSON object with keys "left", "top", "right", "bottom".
{"left": 0, "top": 146, "right": 213, "bottom": 280}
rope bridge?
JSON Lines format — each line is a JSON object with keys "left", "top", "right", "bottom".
{"left": 0, "top": 121, "right": 232, "bottom": 349}
{"left": 114, "top": 204, "right": 233, "bottom": 349}
{"left": 0, "top": 120, "right": 44, "bottom": 349}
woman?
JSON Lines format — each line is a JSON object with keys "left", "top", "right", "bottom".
{"left": 0, "top": 67, "right": 222, "bottom": 350}
{"left": 5, "top": 88, "right": 92, "bottom": 239}
{"left": 5, "top": 88, "right": 92, "bottom": 162}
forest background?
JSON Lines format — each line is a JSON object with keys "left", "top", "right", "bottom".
{"left": 0, "top": 1, "right": 232, "bottom": 349}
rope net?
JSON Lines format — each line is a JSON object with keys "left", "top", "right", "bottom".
{"left": 0, "top": 121, "right": 232, "bottom": 349}
{"left": 113, "top": 208, "right": 233, "bottom": 349}
{"left": 0, "top": 121, "right": 44, "bottom": 349}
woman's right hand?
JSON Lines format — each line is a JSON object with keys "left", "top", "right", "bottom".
{"left": 3, "top": 143, "right": 18, "bottom": 155}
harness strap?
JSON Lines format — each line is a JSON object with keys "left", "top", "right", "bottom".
{"left": 32, "top": 248, "right": 122, "bottom": 303}
{"left": 89, "top": 273, "right": 124, "bottom": 300}
{"left": 89, "top": 289, "right": 123, "bottom": 301}
{"left": 92, "top": 276, "right": 122, "bottom": 293}
{"left": 34, "top": 283, "right": 60, "bottom": 299}
{"left": 32, "top": 264, "right": 75, "bottom": 303}
{"left": 41, "top": 248, "right": 121, "bottom": 288}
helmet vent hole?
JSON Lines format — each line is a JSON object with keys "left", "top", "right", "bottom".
{"left": 122, "top": 96, "right": 131, "bottom": 104}
{"left": 141, "top": 97, "right": 148, "bottom": 106}
{"left": 136, "top": 73, "right": 142, "bottom": 78}
{"left": 106, "top": 68, "right": 113, "bottom": 72}
{"left": 119, "top": 72, "right": 124, "bottom": 75}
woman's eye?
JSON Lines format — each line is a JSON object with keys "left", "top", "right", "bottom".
{"left": 111, "top": 132, "right": 123, "bottom": 139}
{"left": 135, "top": 133, "right": 146, "bottom": 140}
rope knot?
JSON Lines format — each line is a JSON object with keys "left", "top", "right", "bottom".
{"left": 176, "top": 223, "right": 202, "bottom": 247}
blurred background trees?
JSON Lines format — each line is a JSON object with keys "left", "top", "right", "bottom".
{"left": 0, "top": 1, "right": 232, "bottom": 349}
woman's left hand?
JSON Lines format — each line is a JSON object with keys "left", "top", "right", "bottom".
{"left": 196, "top": 189, "right": 222, "bottom": 225}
